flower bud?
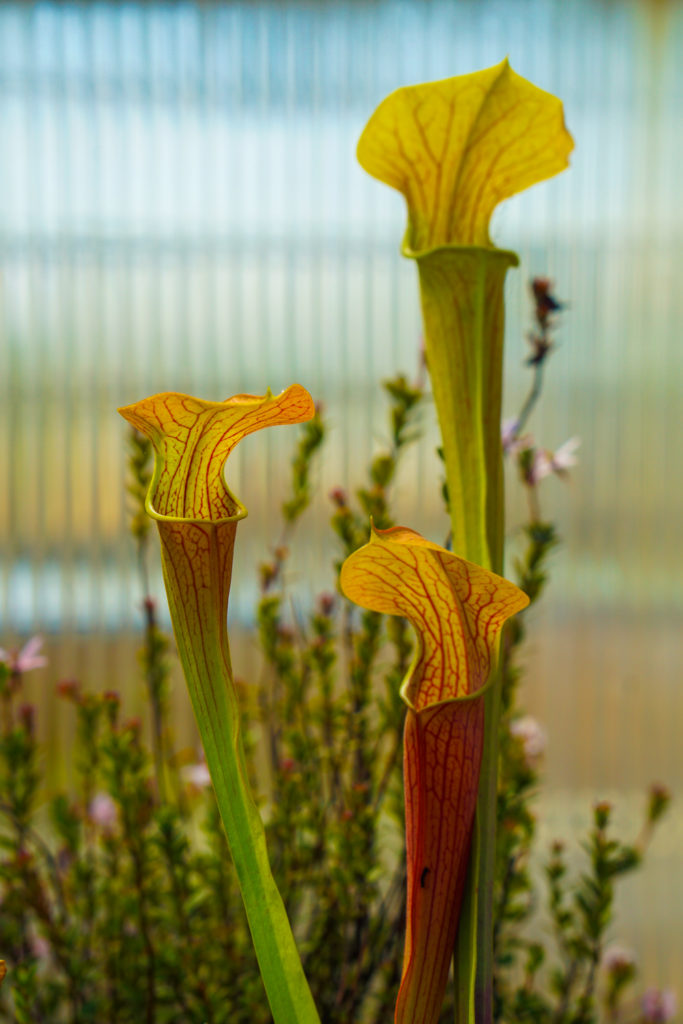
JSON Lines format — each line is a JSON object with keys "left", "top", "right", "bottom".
{"left": 641, "top": 988, "right": 677, "bottom": 1023}
{"left": 56, "top": 678, "right": 81, "bottom": 701}
{"left": 88, "top": 793, "right": 118, "bottom": 830}
{"left": 329, "top": 487, "right": 348, "bottom": 508}
{"left": 647, "top": 783, "right": 671, "bottom": 824}
{"left": 317, "top": 592, "right": 336, "bottom": 617}
{"left": 18, "top": 702, "right": 36, "bottom": 736}
{"left": 509, "top": 715, "right": 547, "bottom": 765}
{"left": 602, "top": 943, "right": 636, "bottom": 980}
{"left": 594, "top": 800, "right": 612, "bottom": 830}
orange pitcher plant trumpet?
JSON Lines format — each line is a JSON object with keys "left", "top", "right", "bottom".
{"left": 341, "top": 525, "right": 529, "bottom": 1023}
{"left": 119, "top": 386, "right": 321, "bottom": 1024}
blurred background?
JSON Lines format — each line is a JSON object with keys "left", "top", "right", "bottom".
{"left": 0, "top": 0, "right": 681, "bottom": 987}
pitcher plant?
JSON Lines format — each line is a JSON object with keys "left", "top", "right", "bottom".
{"left": 119, "top": 387, "right": 321, "bottom": 1024}
{"left": 357, "top": 60, "right": 572, "bottom": 1020}
{"left": 341, "top": 525, "right": 528, "bottom": 1022}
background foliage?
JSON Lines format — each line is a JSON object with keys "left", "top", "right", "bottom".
{"left": 0, "top": 361, "right": 672, "bottom": 1021}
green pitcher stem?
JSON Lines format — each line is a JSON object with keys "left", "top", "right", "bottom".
{"left": 409, "top": 244, "right": 513, "bottom": 1023}
{"left": 411, "top": 244, "right": 517, "bottom": 576}
{"left": 472, "top": 658, "right": 504, "bottom": 1024}
{"left": 410, "top": 247, "right": 512, "bottom": 1023}
{"left": 159, "top": 520, "right": 320, "bottom": 1024}
{"left": 453, "top": 656, "right": 505, "bottom": 1024}
{"left": 472, "top": 473, "right": 505, "bottom": 1024}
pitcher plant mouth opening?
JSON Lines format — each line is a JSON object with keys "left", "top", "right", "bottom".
{"left": 341, "top": 524, "right": 528, "bottom": 1023}
{"left": 357, "top": 58, "right": 573, "bottom": 256}
{"left": 119, "top": 386, "right": 315, "bottom": 525}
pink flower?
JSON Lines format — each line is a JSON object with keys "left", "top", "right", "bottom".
{"left": 526, "top": 449, "right": 551, "bottom": 485}
{"left": 182, "top": 761, "right": 212, "bottom": 789}
{"left": 501, "top": 418, "right": 535, "bottom": 459}
{"left": 527, "top": 438, "right": 581, "bottom": 485}
{"left": 602, "top": 943, "right": 637, "bottom": 976}
{"left": 30, "top": 933, "right": 51, "bottom": 960}
{"left": 509, "top": 715, "right": 547, "bottom": 764}
{"left": 641, "top": 988, "right": 677, "bottom": 1023}
{"left": 501, "top": 417, "right": 520, "bottom": 454}
{"left": 549, "top": 436, "right": 580, "bottom": 476}
{"left": 88, "top": 793, "right": 118, "bottom": 830}
{"left": 0, "top": 636, "right": 48, "bottom": 674}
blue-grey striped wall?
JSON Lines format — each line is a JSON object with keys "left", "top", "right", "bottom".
{"left": 1, "top": 0, "right": 681, "bottom": 629}
{"left": 0, "top": 0, "right": 681, "bottom": 985}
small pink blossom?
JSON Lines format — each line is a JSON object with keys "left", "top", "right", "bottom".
{"left": 529, "top": 449, "right": 552, "bottom": 484}
{"left": 522, "top": 448, "right": 547, "bottom": 485}
{"left": 510, "top": 715, "right": 547, "bottom": 763}
{"left": 549, "top": 436, "right": 580, "bottom": 476}
{"left": 502, "top": 418, "right": 520, "bottom": 453}
{"left": 602, "top": 943, "right": 637, "bottom": 974}
{"left": 527, "top": 438, "right": 580, "bottom": 485}
{"left": 88, "top": 793, "right": 118, "bottom": 830}
{"left": 30, "top": 933, "right": 51, "bottom": 960}
{"left": 641, "top": 988, "right": 677, "bottom": 1023}
{"left": 501, "top": 418, "right": 534, "bottom": 458}
{"left": 0, "top": 636, "right": 48, "bottom": 674}
{"left": 182, "top": 761, "right": 212, "bottom": 789}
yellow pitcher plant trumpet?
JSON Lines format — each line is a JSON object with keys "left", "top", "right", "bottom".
{"left": 357, "top": 58, "right": 573, "bottom": 572}
{"left": 357, "top": 61, "right": 572, "bottom": 1020}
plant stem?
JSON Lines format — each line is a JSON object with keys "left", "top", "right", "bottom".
{"left": 159, "top": 518, "right": 320, "bottom": 1024}
{"left": 515, "top": 363, "right": 545, "bottom": 438}
{"left": 143, "top": 598, "right": 167, "bottom": 803}
{"left": 473, "top": 652, "right": 505, "bottom": 1024}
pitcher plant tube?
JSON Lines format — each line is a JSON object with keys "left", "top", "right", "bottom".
{"left": 341, "top": 525, "right": 529, "bottom": 1024}
{"left": 357, "top": 60, "right": 572, "bottom": 1018}
{"left": 118, "top": 386, "right": 321, "bottom": 1024}
{"left": 357, "top": 58, "right": 573, "bottom": 571}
